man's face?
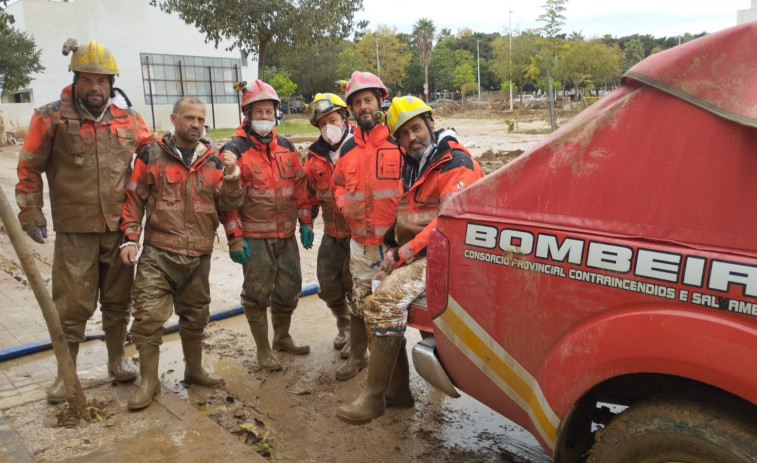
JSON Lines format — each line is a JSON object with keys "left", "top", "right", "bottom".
{"left": 76, "top": 72, "right": 111, "bottom": 113}
{"left": 396, "top": 116, "right": 434, "bottom": 161}
{"left": 317, "top": 111, "right": 344, "bottom": 130}
{"left": 250, "top": 100, "right": 276, "bottom": 121}
{"left": 349, "top": 90, "right": 379, "bottom": 130}
{"left": 171, "top": 102, "right": 206, "bottom": 148}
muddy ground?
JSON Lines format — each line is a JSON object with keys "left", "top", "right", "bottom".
{"left": 0, "top": 111, "right": 562, "bottom": 462}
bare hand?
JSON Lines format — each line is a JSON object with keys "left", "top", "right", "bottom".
{"left": 222, "top": 151, "right": 237, "bottom": 175}
{"left": 120, "top": 246, "right": 138, "bottom": 266}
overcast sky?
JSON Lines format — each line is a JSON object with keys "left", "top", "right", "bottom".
{"left": 354, "top": 0, "right": 751, "bottom": 39}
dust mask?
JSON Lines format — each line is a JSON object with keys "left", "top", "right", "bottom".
{"left": 251, "top": 120, "right": 275, "bottom": 137}
{"left": 321, "top": 122, "right": 345, "bottom": 145}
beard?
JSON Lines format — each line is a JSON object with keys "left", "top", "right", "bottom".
{"left": 357, "top": 115, "right": 376, "bottom": 131}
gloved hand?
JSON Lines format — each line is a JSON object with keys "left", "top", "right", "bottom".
{"left": 229, "top": 237, "right": 251, "bottom": 266}
{"left": 24, "top": 225, "right": 47, "bottom": 244}
{"left": 300, "top": 224, "right": 314, "bottom": 249}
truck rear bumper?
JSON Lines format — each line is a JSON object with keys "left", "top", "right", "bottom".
{"left": 411, "top": 337, "right": 461, "bottom": 398}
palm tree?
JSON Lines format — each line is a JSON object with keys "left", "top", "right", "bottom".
{"left": 412, "top": 18, "right": 436, "bottom": 102}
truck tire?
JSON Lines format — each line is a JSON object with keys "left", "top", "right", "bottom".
{"left": 586, "top": 397, "right": 757, "bottom": 463}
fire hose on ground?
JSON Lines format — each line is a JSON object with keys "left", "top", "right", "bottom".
{"left": 0, "top": 284, "right": 319, "bottom": 362}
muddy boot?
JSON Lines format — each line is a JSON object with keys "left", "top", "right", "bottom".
{"left": 339, "top": 338, "right": 351, "bottom": 359}
{"left": 385, "top": 338, "right": 414, "bottom": 408}
{"left": 330, "top": 302, "right": 351, "bottom": 350}
{"left": 246, "top": 308, "right": 282, "bottom": 371}
{"left": 335, "top": 315, "right": 369, "bottom": 381}
{"left": 128, "top": 344, "right": 161, "bottom": 411}
{"left": 182, "top": 337, "right": 224, "bottom": 387}
{"left": 335, "top": 336, "right": 403, "bottom": 424}
{"left": 46, "top": 342, "right": 79, "bottom": 404}
{"left": 271, "top": 313, "right": 310, "bottom": 355}
{"left": 105, "top": 325, "right": 137, "bottom": 382}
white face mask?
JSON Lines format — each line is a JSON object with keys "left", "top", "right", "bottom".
{"left": 321, "top": 122, "right": 345, "bottom": 145}
{"left": 251, "top": 120, "right": 275, "bottom": 137}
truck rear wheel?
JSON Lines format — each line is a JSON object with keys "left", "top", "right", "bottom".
{"left": 587, "top": 397, "right": 757, "bottom": 463}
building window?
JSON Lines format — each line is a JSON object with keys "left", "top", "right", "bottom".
{"left": 140, "top": 53, "right": 244, "bottom": 105}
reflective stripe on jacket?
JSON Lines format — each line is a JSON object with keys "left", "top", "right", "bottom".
{"left": 221, "top": 126, "right": 312, "bottom": 239}
{"left": 16, "top": 85, "right": 155, "bottom": 233}
{"left": 333, "top": 124, "right": 403, "bottom": 245}
{"left": 305, "top": 136, "right": 351, "bottom": 239}
{"left": 392, "top": 131, "right": 484, "bottom": 259}
{"left": 121, "top": 134, "right": 243, "bottom": 256}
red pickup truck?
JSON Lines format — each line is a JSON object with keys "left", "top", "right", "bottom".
{"left": 409, "top": 21, "right": 757, "bottom": 463}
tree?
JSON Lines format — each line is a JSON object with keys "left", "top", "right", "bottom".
{"left": 558, "top": 39, "right": 620, "bottom": 102}
{"left": 537, "top": 0, "right": 568, "bottom": 131}
{"left": 0, "top": 26, "right": 45, "bottom": 96}
{"left": 412, "top": 18, "right": 435, "bottom": 102}
{"left": 492, "top": 30, "right": 541, "bottom": 95}
{"left": 151, "top": 0, "right": 365, "bottom": 77}
{"left": 352, "top": 26, "right": 411, "bottom": 95}
{"left": 623, "top": 37, "right": 646, "bottom": 65}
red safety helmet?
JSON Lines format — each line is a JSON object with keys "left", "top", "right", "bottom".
{"left": 240, "top": 79, "right": 280, "bottom": 111}
{"left": 344, "top": 71, "right": 389, "bottom": 106}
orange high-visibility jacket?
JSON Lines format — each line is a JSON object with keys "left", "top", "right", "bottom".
{"left": 333, "top": 124, "right": 403, "bottom": 246}
{"left": 221, "top": 126, "right": 312, "bottom": 239}
{"left": 16, "top": 85, "right": 154, "bottom": 233}
{"left": 121, "top": 134, "right": 243, "bottom": 256}
{"left": 305, "top": 135, "right": 351, "bottom": 239}
{"left": 389, "top": 131, "right": 484, "bottom": 262}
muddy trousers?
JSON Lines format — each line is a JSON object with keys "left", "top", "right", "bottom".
{"left": 47, "top": 231, "right": 136, "bottom": 403}
{"left": 316, "top": 234, "right": 352, "bottom": 349}
{"left": 364, "top": 257, "right": 427, "bottom": 336}
{"left": 241, "top": 237, "right": 309, "bottom": 371}
{"left": 128, "top": 246, "right": 221, "bottom": 409}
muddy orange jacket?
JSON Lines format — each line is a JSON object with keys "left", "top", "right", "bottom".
{"left": 333, "top": 124, "right": 403, "bottom": 246}
{"left": 221, "top": 126, "right": 312, "bottom": 239}
{"left": 305, "top": 131, "right": 352, "bottom": 239}
{"left": 16, "top": 85, "right": 155, "bottom": 233}
{"left": 388, "top": 130, "right": 484, "bottom": 263}
{"left": 121, "top": 134, "right": 243, "bottom": 256}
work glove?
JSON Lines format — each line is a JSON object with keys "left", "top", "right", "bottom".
{"left": 299, "top": 224, "right": 314, "bottom": 249}
{"left": 24, "top": 225, "right": 47, "bottom": 244}
{"left": 229, "top": 237, "right": 251, "bottom": 266}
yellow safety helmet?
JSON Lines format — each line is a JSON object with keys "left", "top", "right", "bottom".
{"left": 307, "top": 93, "right": 348, "bottom": 127}
{"left": 386, "top": 96, "right": 434, "bottom": 137}
{"left": 63, "top": 39, "right": 119, "bottom": 76}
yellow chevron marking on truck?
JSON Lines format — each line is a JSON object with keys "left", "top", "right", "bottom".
{"left": 435, "top": 296, "right": 559, "bottom": 449}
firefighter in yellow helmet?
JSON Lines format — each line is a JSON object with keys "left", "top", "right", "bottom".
{"left": 336, "top": 96, "right": 483, "bottom": 424}
{"left": 303, "top": 93, "right": 355, "bottom": 363}
{"left": 16, "top": 39, "right": 155, "bottom": 404}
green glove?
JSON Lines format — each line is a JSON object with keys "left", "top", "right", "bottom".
{"left": 300, "top": 224, "right": 314, "bottom": 249}
{"left": 229, "top": 237, "right": 251, "bottom": 266}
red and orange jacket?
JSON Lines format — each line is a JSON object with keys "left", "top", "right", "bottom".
{"left": 120, "top": 134, "right": 243, "bottom": 256}
{"left": 333, "top": 124, "right": 403, "bottom": 246}
{"left": 221, "top": 126, "right": 312, "bottom": 239}
{"left": 16, "top": 85, "right": 155, "bottom": 233}
{"left": 304, "top": 126, "right": 354, "bottom": 239}
{"left": 386, "top": 130, "right": 484, "bottom": 263}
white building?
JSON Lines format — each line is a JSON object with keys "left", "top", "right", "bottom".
{"left": 738, "top": 0, "right": 757, "bottom": 24}
{"left": 1, "top": 0, "right": 258, "bottom": 134}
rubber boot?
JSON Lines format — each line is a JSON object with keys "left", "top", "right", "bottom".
{"left": 46, "top": 342, "right": 79, "bottom": 404}
{"left": 384, "top": 338, "right": 414, "bottom": 408}
{"left": 335, "top": 315, "right": 369, "bottom": 381}
{"left": 105, "top": 325, "right": 137, "bottom": 382}
{"left": 271, "top": 313, "right": 310, "bottom": 355}
{"left": 246, "top": 308, "right": 282, "bottom": 371}
{"left": 335, "top": 336, "right": 403, "bottom": 424}
{"left": 330, "top": 302, "right": 351, "bottom": 350}
{"left": 339, "top": 339, "right": 351, "bottom": 359}
{"left": 128, "top": 344, "right": 161, "bottom": 410}
{"left": 182, "top": 337, "right": 224, "bottom": 387}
